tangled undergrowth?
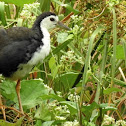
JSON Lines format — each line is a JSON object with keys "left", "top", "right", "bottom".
{"left": 0, "top": 0, "right": 126, "bottom": 126}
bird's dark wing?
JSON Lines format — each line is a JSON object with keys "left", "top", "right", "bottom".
{"left": 0, "top": 40, "right": 30, "bottom": 77}
{"left": 0, "top": 27, "right": 43, "bottom": 77}
{"left": 0, "top": 27, "right": 31, "bottom": 50}
{"left": 0, "top": 28, "right": 7, "bottom": 36}
{"left": 6, "top": 27, "right": 32, "bottom": 41}
{"left": 0, "top": 28, "right": 9, "bottom": 50}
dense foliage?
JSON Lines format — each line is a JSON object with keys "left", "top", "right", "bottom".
{"left": 0, "top": 0, "right": 126, "bottom": 126}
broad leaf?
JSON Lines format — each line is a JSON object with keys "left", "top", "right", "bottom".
{"left": 45, "top": 38, "right": 72, "bottom": 61}
{"left": 0, "top": 80, "right": 17, "bottom": 102}
{"left": 0, "top": 79, "right": 52, "bottom": 109}
{"left": 60, "top": 101, "right": 77, "bottom": 115}
{"left": 41, "top": 94, "right": 65, "bottom": 101}
{"left": 1, "top": 0, "right": 36, "bottom": 7}
{"left": 0, "top": 2, "right": 7, "bottom": 25}
{"left": 49, "top": 57, "right": 59, "bottom": 79}
{"left": 38, "top": 0, "right": 51, "bottom": 12}
{"left": 54, "top": 72, "right": 79, "bottom": 91}
{"left": 52, "top": 0, "right": 79, "bottom": 14}
{"left": 57, "top": 32, "right": 68, "bottom": 43}
{"left": 20, "top": 79, "right": 50, "bottom": 108}
{"left": 42, "top": 121, "right": 54, "bottom": 126}
{"left": 0, "top": 117, "right": 23, "bottom": 126}
{"left": 82, "top": 102, "right": 99, "bottom": 120}
{"left": 35, "top": 103, "right": 51, "bottom": 121}
{"left": 116, "top": 45, "right": 125, "bottom": 59}
{"left": 103, "top": 87, "right": 121, "bottom": 95}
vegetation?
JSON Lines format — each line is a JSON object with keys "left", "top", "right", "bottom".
{"left": 0, "top": 0, "right": 126, "bottom": 125}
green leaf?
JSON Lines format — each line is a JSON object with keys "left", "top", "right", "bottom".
{"left": 52, "top": 0, "right": 79, "bottom": 14}
{"left": 66, "top": 34, "right": 74, "bottom": 40}
{"left": 49, "top": 56, "right": 56, "bottom": 69}
{"left": 5, "top": 4, "right": 11, "bottom": 19}
{"left": 45, "top": 38, "right": 72, "bottom": 61}
{"left": 0, "top": 80, "right": 17, "bottom": 102}
{"left": 103, "top": 87, "right": 121, "bottom": 95}
{"left": 20, "top": 79, "right": 50, "bottom": 108}
{"left": 38, "top": 0, "right": 51, "bottom": 12}
{"left": 82, "top": 26, "right": 103, "bottom": 86}
{"left": 82, "top": 102, "right": 99, "bottom": 120}
{"left": 54, "top": 72, "right": 79, "bottom": 91}
{"left": 82, "top": 102, "right": 99, "bottom": 112}
{"left": 41, "top": 94, "right": 65, "bottom": 101}
{"left": 15, "top": 117, "right": 24, "bottom": 126}
{"left": 35, "top": 120, "right": 42, "bottom": 126}
{"left": 0, "top": 117, "right": 24, "bottom": 126}
{"left": 111, "top": 8, "right": 117, "bottom": 86}
{"left": 105, "top": 77, "right": 126, "bottom": 87}
{"left": 60, "top": 101, "right": 77, "bottom": 115}
{"left": 49, "top": 57, "right": 59, "bottom": 79}
{"left": 42, "top": 121, "right": 55, "bottom": 126}
{"left": 100, "top": 103, "right": 116, "bottom": 109}
{"left": 1, "top": 0, "right": 36, "bottom": 7}
{"left": 0, "top": 120, "right": 16, "bottom": 126}
{"left": 100, "top": 103, "right": 117, "bottom": 113}
{"left": 17, "top": 18, "right": 23, "bottom": 27}
{"left": 51, "top": 120, "right": 65, "bottom": 125}
{"left": 0, "top": 79, "right": 52, "bottom": 109}
{"left": 57, "top": 32, "right": 68, "bottom": 43}
{"left": 0, "top": 2, "right": 7, "bottom": 26}
{"left": 89, "top": 27, "right": 104, "bottom": 120}
{"left": 116, "top": 45, "right": 125, "bottom": 59}
{"left": 35, "top": 103, "right": 51, "bottom": 121}
{"left": 123, "top": 39, "right": 126, "bottom": 66}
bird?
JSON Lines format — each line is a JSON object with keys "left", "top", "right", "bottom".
{"left": 0, "top": 12, "right": 70, "bottom": 116}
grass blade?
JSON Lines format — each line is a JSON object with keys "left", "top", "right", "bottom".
{"left": 90, "top": 32, "right": 108, "bottom": 123}
{"left": 17, "top": 18, "right": 23, "bottom": 27}
{"left": 1, "top": 0, "right": 36, "bottom": 7}
{"left": 0, "top": 2, "right": 7, "bottom": 26}
{"left": 108, "top": 8, "right": 117, "bottom": 112}
{"left": 79, "top": 26, "right": 103, "bottom": 124}
{"left": 73, "top": 31, "right": 106, "bottom": 87}
{"left": 5, "top": 4, "right": 11, "bottom": 19}
{"left": 81, "top": 26, "right": 103, "bottom": 88}
{"left": 52, "top": 0, "right": 79, "bottom": 14}
{"left": 44, "top": 39, "right": 72, "bottom": 62}
{"left": 111, "top": 8, "right": 117, "bottom": 86}
{"left": 122, "top": 39, "right": 126, "bottom": 66}
{"left": 38, "top": 0, "right": 51, "bottom": 12}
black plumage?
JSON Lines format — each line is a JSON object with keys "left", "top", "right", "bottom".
{"left": 0, "top": 12, "right": 56, "bottom": 78}
{"left": 0, "top": 28, "right": 40, "bottom": 78}
{"left": 0, "top": 12, "right": 69, "bottom": 116}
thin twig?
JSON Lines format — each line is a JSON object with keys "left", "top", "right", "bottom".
{"left": 87, "top": 4, "right": 108, "bottom": 20}
{"left": 119, "top": 67, "right": 126, "bottom": 82}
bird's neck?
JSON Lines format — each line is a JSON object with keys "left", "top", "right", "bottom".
{"left": 32, "top": 25, "right": 50, "bottom": 36}
{"left": 41, "top": 26, "right": 50, "bottom": 37}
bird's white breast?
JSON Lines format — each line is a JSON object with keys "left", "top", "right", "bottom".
{"left": 28, "top": 27, "right": 50, "bottom": 65}
{"left": 11, "top": 27, "right": 50, "bottom": 80}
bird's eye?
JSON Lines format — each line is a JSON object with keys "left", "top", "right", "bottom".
{"left": 50, "top": 18, "right": 55, "bottom": 21}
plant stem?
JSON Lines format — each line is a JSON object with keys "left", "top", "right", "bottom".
{"left": 108, "top": 8, "right": 117, "bottom": 115}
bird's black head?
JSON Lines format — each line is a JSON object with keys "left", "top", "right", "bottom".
{"left": 32, "top": 12, "right": 58, "bottom": 30}
{"left": 32, "top": 12, "right": 70, "bottom": 31}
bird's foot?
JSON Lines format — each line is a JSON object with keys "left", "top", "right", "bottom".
{"left": 0, "top": 95, "right": 6, "bottom": 120}
{"left": 0, "top": 105, "right": 6, "bottom": 120}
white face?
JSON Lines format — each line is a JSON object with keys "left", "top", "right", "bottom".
{"left": 40, "top": 15, "right": 59, "bottom": 30}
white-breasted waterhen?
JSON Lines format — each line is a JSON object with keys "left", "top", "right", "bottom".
{"left": 0, "top": 12, "right": 70, "bottom": 117}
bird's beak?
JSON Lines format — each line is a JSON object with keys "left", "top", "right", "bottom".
{"left": 57, "top": 21, "right": 70, "bottom": 30}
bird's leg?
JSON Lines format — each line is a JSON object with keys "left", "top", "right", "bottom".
{"left": 16, "top": 79, "right": 24, "bottom": 114}
{"left": 0, "top": 94, "right": 6, "bottom": 120}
